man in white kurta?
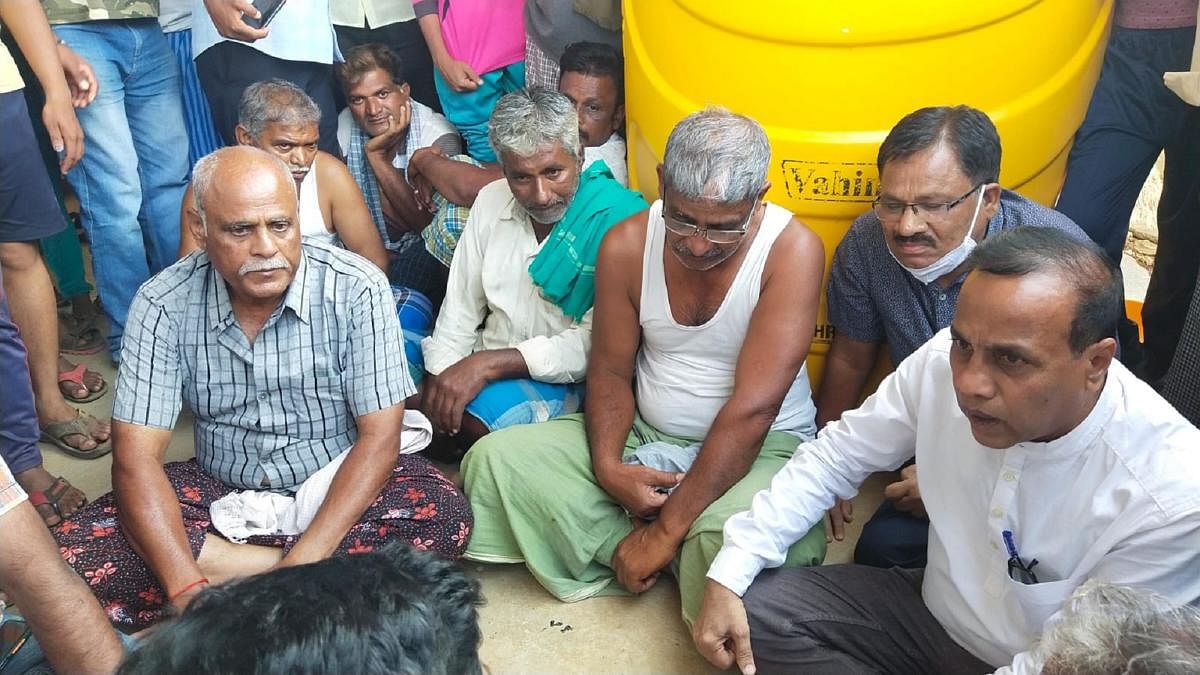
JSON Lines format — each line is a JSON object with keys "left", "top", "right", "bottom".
{"left": 693, "top": 227, "right": 1200, "bottom": 675}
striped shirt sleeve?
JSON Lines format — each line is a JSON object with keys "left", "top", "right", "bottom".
{"left": 113, "top": 292, "right": 183, "bottom": 429}
{"left": 0, "top": 456, "right": 27, "bottom": 517}
{"left": 344, "top": 273, "right": 415, "bottom": 417}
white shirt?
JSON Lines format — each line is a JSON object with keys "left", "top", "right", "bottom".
{"left": 331, "top": 0, "right": 415, "bottom": 28}
{"left": 583, "top": 134, "right": 628, "bottom": 187}
{"left": 421, "top": 179, "right": 591, "bottom": 383}
{"left": 708, "top": 329, "right": 1200, "bottom": 674}
{"left": 192, "top": 0, "right": 337, "bottom": 64}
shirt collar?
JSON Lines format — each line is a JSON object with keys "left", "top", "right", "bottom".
{"left": 205, "top": 249, "right": 311, "bottom": 329}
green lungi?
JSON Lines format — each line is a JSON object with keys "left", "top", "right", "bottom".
{"left": 462, "top": 413, "right": 827, "bottom": 625}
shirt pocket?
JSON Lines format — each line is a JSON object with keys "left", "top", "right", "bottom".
{"left": 1005, "top": 576, "right": 1076, "bottom": 633}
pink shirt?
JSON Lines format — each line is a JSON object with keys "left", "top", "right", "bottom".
{"left": 1115, "top": 0, "right": 1198, "bottom": 29}
{"left": 413, "top": 0, "right": 525, "bottom": 76}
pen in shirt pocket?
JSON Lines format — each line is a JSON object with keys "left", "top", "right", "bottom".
{"left": 1002, "top": 529, "right": 1040, "bottom": 584}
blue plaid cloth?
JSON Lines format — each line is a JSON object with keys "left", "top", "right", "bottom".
{"left": 392, "top": 284, "right": 435, "bottom": 385}
{"left": 421, "top": 154, "right": 481, "bottom": 267}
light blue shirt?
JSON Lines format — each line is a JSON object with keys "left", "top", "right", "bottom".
{"left": 191, "top": 0, "right": 338, "bottom": 64}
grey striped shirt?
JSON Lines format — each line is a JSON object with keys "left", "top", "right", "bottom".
{"left": 114, "top": 242, "right": 415, "bottom": 491}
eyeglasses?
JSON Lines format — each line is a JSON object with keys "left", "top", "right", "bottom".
{"left": 872, "top": 183, "right": 986, "bottom": 223}
{"left": 663, "top": 201, "right": 756, "bottom": 244}
{"left": 0, "top": 618, "right": 31, "bottom": 671}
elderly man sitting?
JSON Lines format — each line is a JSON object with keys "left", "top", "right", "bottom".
{"left": 179, "top": 79, "right": 387, "bottom": 272}
{"left": 462, "top": 108, "right": 828, "bottom": 626}
{"left": 416, "top": 88, "right": 645, "bottom": 454}
{"left": 53, "top": 147, "right": 471, "bottom": 632}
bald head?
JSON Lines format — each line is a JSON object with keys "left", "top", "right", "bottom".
{"left": 192, "top": 146, "right": 296, "bottom": 228}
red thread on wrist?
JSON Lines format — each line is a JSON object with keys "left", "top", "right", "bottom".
{"left": 169, "top": 577, "right": 209, "bottom": 603}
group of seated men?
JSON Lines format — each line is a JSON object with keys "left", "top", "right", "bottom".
{"left": 3, "top": 38, "right": 1196, "bottom": 673}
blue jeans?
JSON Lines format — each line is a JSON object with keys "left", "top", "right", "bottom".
{"left": 52, "top": 19, "right": 189, "bottom": 358}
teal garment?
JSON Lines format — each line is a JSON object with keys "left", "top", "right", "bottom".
{"left": 528, "top": 160, "right": 647, "bottom": 321}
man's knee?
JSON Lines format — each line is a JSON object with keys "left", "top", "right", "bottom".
{"left": 0, "top": 241, "right": 41, "bottom": 272}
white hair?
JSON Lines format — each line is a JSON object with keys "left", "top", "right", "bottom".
{"left": 191, "top": 146, "right": 295, "bottom": 229}
{"left": 487, "top": 87, "right": 581, "bottom": 161}
{"left": 1036, "top": 580, "right": 1200, "bottom": 675}
{"left": 661, "top": 106, "right": 770, "bottom": 204}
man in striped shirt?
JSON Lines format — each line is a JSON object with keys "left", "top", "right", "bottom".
{"left": 53, "top": 146, "right": 472, "bottom": 633}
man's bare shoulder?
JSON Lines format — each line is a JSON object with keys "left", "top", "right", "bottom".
{"left": 765, "top": 213, "right": 826, "bottom": 277}
{"left": 316, "top": 151, "right": 355, "bottom": 185}
{"left": 598, "top": 208, "right": 651, "bottom": 266}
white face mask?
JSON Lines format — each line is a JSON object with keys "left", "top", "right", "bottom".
{"left": 889, "top": 187, "right": 987, "bottom": 285}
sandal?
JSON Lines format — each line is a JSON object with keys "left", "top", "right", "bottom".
{"left": 27, "top": 477, "right": 87, "bottom": 528}
{"left": 59, "top": 322, "right": 105, "bottom": 355}
{"left": 57, "top": 362, "right": 107, "bottom": 403}
{"left": 39, "top": 409, "right": 111, "bottom": 459}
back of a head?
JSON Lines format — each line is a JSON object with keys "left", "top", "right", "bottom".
{"left": 237, "top": 79, "right": 321, "bottom": 140}
{"left": 559, "top": 41, "right": 624, "bottom": 99}
{"left": 661, "top": 106, "right": 770, "bottom": 204}
{"left": 488, "top": 87, "right": 581, "bottom": 161}
{"left": 1037, "top": 580, "right": 1200, "bottom": 675}
{"left": 336, "top": 43, "right": 406, "bottom": 93}
{"left": 117, "top": 545, "right": 484, "bottom": 675}
{"left": 877, "top": 105, "right": 1001, "bottom": 185}
{"left": 966, "top": 227, "right": 1121, "bottom": 354}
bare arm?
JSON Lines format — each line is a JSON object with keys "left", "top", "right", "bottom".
{"left": 0, "top": 497, "right": 124, "bottom": 674}
{"left": 0, "top": 0, "right": 82, "bottom": 172}
{"left": 319, "top": 152, "right": 388, "bottom": 271}
{"left": 415, "top": 10, "right": 480, "bottom": 92}
{"left": 814, "top": 333, "right": 881, "bottom": 427}
{"left": 280, "top": 404, "right": 404, "bottom": 566}
{"left": 409, "top": 146, "right": 501, "bottom": 207}
{"left": 112, "top": 421, "right": 209, "bottom": 605}
{"left": 657, "top": 220, "right": 826, "bottom": 542}
{"left": 585, "top": 214, "right": 683, "bottom": 515}
{"left": 368, "top": 139, "right": 433, "bottom": 237}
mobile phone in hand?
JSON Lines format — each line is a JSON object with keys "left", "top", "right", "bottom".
{"left": 241, "top": 0, "right": 286, "bottom": 30}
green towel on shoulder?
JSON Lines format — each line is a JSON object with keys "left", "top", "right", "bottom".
{"left": 529, "top": 160, "right": 647, "bottom": 322}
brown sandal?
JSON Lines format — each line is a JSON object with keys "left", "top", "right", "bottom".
{"left": 27, "top": 477, "right": 87, "bottom": 528}
{"left": 39, "top": 409, "right": 111, "bottom": 459}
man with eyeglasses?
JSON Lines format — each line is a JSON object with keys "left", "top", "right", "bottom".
{"left": 693, "top": 227, "right": 1200, "bottom": 674}
{"left": 817, "top": 106, "right": 1084, "bottom": 571}
{"left": 462, "top": 107, "right": 829, "bottom": 629}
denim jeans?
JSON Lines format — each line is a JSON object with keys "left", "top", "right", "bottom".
{"left": 52, "top": 19, "right": 189, "bottom": 358}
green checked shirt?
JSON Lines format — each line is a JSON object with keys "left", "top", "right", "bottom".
{"left": 42, "top": 0, "right": 158, "bottom": 24}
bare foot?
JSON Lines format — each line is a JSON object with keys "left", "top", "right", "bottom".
{"left": 57, "top": 356, "right": 106, "bottom": 401}
{"left": 39, "top": 405, "right": 111, "bottom": 454}
{"left": 13, "top": 467, "right": 87, "bottom": 527}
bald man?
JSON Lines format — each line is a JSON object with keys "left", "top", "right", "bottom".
{"left": 53, "top": 146, "right": 472, "bottom": 633}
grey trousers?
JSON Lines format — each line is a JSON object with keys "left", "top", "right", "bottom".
{"left": 743, "top": 565, "right": 992, "bottom": 675}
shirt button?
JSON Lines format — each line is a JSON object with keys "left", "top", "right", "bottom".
{"left": 991, "top": 540, "right": 1000, "bottom": 550}
{"left": 257, "top": 392, "right": 268, "bottom": 401}
{"left": 990, "top": 507, "right": 1004, "bottom": 518}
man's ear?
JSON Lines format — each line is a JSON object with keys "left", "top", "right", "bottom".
{"left": 234, "top": 124, "right": 254, "bottom": 147}
{"left": 400, "top": 81, "right": 411, "bottom": 97}
{"left": 757, "top": 181, "right": 772, "bottom": 203}
{"left": 656, "top": 164, "right": 665, "bottom": 201}
{"left": 186, "top": 207, "right": 207, "bottom": 250}
{"left": 1082, "top": 336, "right": 1117, "bottom": 392}
{"left": 612, "top": 102, "right": 626, "bottom": 132}
{"left": 981, "top": 182, "right": 1002, "bottom": 220}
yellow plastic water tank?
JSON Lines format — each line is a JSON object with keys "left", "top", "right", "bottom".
{"left": 624, "top": 0, "right": 1112, "bottom": 386}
